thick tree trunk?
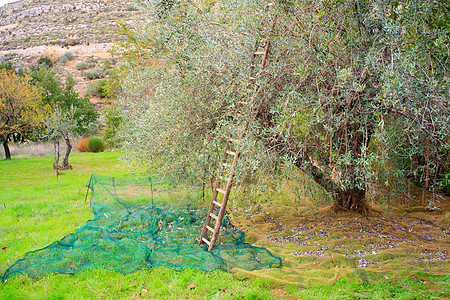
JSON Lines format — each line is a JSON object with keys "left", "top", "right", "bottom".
{"left": 294, "top": 155, "right": 367, "bottom": 212}
{"left": 61, "top": 131, "right": 72, "bottom": 170}
{"left": 334, "top": 187, "right": 366, "bottom": 212}
{"left": 2, "top": 137, "right": 11, "bottom": 160}
{"left": 53, "top": 138, "right": 61, "bottom": 170}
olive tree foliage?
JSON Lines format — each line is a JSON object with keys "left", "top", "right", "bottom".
{"left": 32, "top": 67, "right": 99, "bottom": 135}
{"left": 117, "top": 0, "right": 449, "bottom": 211}
{"left": 42, "top": 106, "right": 96, "bottom": 170}
{"left": 116, "top": 0, "right": 261, "bottom": 184}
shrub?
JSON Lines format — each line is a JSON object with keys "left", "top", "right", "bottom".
{"left": 58, "top": 51, "right": 74, "bottom": 64}
{"left": 86, "top": 82, "right": 96, "bottom": 96}
{"left": 83, "top": 69, "right": 101, "bottom": 80}
{"left": 67, "top": 39, "right": 79, "bottom": 46}
{"left": 77, "top": 138, "right": 106, "bottom": 152}
{"left": 76, "top": 138, "right": 89, "bottom": 152}
{"left": 86, "top": 79, "right": 108, "bottom": 98}
{"left": 95, "top": 79, "right": 108, "bottom": 98}
{"left": 0, "top": 61, "right": 14, "bottom": 71}
{"left": 104, "top": 69, "right": 114, "bottom": 77}
{"left": 75, "top": 61, "right": 89, "bottom": 70}
{"left": 103, "top": 59, "right": 111, "bottom": 69}
{"left": 37, "top": 57, "right": 53, "bottom": 68}
{"left": 88, "top": 138, "right": 106, "bottom": 153}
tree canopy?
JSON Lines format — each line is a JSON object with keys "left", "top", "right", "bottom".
{"left": 114, "top": 0, "right": 449, "bottom": 211}
{"left": 0, "top": 69, "right": 48, "bottom": 159}
{"left": 32, "top": 67, "right": 98, "bottom": 135}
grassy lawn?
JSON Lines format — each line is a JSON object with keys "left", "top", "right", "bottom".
{"left": 0, "top": 152, "right": 448, "bottom": 299}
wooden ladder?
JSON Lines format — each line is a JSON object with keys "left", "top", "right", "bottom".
{"left": 199, "top": 7, "right": 277, "bottom": 251}
{"left": 198, "top": 138, "right": 240, "bottom": 251}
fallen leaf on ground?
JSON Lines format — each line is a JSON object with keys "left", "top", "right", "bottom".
{"left": 1, "top": 247, "right": 6, "bottom": 252}
{"left": 187, "top": 284, "right": 195, "bottom": 289}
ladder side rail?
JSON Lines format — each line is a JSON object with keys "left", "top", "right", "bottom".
{"left": 200, "top": 12, "right": 278, "bottom": 251}
{"left": 208, "top": 149, "right": 241, "bottom": 250}
{"left": 199, "top": 180, "right": 220, "bottom": 245}
{"left": 199, "top": 141, "right": 231, "bottom": 245}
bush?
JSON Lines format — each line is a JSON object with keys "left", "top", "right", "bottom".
{"left": 58, "top": 51, "right": 75, "bottom": 64}
{"left": 76, "top": 138, "right": 89, "bottom": 152}
{"left": 86, "top": 79, "right": 108, "bottom": 98}
{"left": 103, "top": 59, "right": 111, "bottom": 69}
{"left": 95, "top": 79, "right": 108, "bottom": 98}
{"left": 67, "top": 39, "right": 79, "bottom": 46}
{"left": 76, "top": 137, "right": 106, "bottom": 153}
{"left": 86, "top": 82, "right": 96, "bottom": 97}
{"left": 104, "top": 69, "right": 113, "bottom": 77}
{"left": 83, "top": 69, "right": 101, "bottom": 80}
{"left": 88, "top": 138, "right": 106, "bottom": 153}
{"left": 37, "top": 57, "right": 53, "bottom": 68}
{"left": 0, "top": 61, "right": 14, "bottom": 71}
{"left": 75, "top": 61, "right": 89, "bottom": 70}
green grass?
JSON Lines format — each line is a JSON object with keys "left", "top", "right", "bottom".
{"left": 285, "top": 273, "right": 449, "bottom": 299}
{"left": 0, "top": 152, "right": 448, "bottom": 299}
{"left": 0, "top": 152, "right": 274, "bottom": 299}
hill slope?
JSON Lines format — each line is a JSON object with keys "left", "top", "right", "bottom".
{"left": 0, "top": 0, "right": 137, "bottom": 51}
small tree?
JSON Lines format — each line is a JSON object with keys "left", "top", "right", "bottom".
{"left": 0, "top": 69, "right": 48, "bottom": 159}
{"left": 32, "top": 68, "right": 99, "bottom": 135}
{"left": 44, "top": 107, "right": 77, "bottom": 170}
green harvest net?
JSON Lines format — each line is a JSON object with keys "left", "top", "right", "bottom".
{"left": 1, "top": 174, "right": 281, "bottom": 280}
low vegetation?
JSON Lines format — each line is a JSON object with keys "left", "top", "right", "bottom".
{"left": 76, "top": 137, "right": 105, "bottom": 153}
{"left": 0, "top": 152, "right": 448, "bottom": 299}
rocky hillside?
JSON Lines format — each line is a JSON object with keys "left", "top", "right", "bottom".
{"left": 0, "top": 0, "right": 148, "bottom": 107}
{"left": 0, "top": 0, "right": 139, "bottom": 51}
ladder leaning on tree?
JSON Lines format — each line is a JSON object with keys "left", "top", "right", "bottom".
{"left": 199, "top": 6, "right": 277, "bottom": 251}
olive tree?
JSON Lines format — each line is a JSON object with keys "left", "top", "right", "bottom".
{"left": 116, "top": 0, "right": 449, "bottom": 212}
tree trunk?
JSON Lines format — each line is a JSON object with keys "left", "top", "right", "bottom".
{"left": 61, "top": 131, "right": 72, "bottom": 170}
{"left": 53, "top": 138, "right": 61, "bottom": 170}
{"left": 294, "top": 154, "right": 367, "bottom": 213}
{"left": 334, "top": 187, "right": 366, "bottom": 212}
{"left": 2, "top": 136, "right": 11, "bottom": 160}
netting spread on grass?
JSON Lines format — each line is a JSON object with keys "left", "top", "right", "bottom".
{"left": 1, "top": 174, "right": 281, "bottom": 280}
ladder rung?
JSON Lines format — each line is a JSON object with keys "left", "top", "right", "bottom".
{"left": 210, "top": 213, "right": 218, "bottom": 220}
{"left": 249, "top": 76, "right": 256, "bottom": 80}
{"left": 216, "top": 188, "right": 226, "bottom": 194}
{"left": 226, "top": 150, "right": 236, "bottom": 156}
{"left": 213, "top": 200, "right": 222, "bottom": 207}
{"left": 254, "top": 51, "right": 265, "bottom": 55}
{"left": 206, "top": 225, "right": 214, "bottom": 232}
{"left": 202, "top": 237, "right": 211, "bottom": 245}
